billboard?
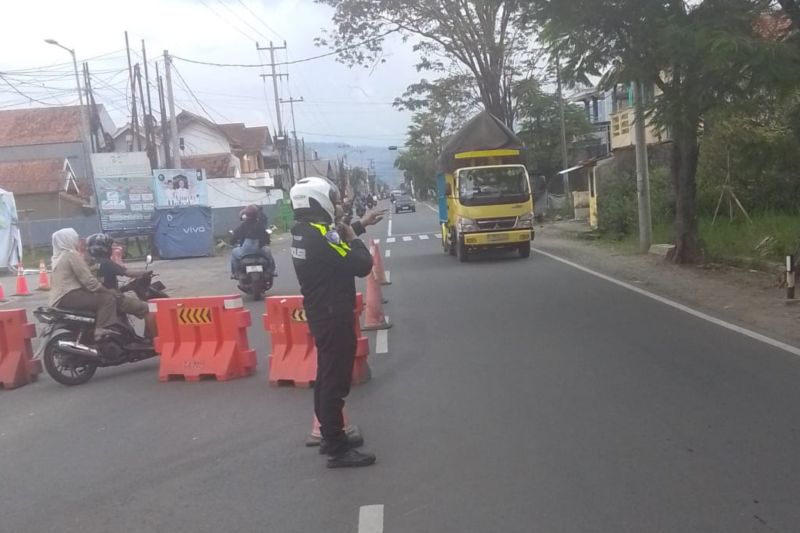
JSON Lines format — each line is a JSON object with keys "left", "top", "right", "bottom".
{"left": 153, "top": 169, "right": 208, "bottom": 207}
{"left": 91, "top": 152, "right": 155, "bottom": 235}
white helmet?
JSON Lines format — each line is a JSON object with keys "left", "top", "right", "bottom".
{"left": 290, "top": 176, "right": 341, "bottom": 223}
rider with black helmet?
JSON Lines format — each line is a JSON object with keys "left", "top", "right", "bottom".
{"left": 229, "top": 204, "right": 275, "bottom": 278}
{"left": 85, "top": 233, "right": 156, "bottom": 339}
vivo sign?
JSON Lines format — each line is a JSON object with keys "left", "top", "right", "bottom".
{"left": 183, "top": 226, "right": 207, "bottom": 234}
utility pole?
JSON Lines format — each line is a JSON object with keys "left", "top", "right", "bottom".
{"left": 633, "top": 81, "right": 652, "bottom": 252}
{"left": 156, "top": 63, "right": 171, "bottom": 168}
{"left": 124, "top": 32, "right": 140, "bottom": 151}
{"left": 281, "top": 96, "right": 304, "bottom": 180}
{"left": 301, "top": 137, "right": 308, "bottom": 177}
{"left": 555, "top": 53, "right": 571, "bottom": 214}
{"left": 163, "top": 50, "right": 180, "bottom": 168}
{"left": 142, "top": 40, "right": 156, "bottom": 165}
{"left": 256, "top": 41, "right": 290, "bottom": 182}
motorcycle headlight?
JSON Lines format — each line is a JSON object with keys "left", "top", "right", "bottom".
{"left": 457, "top": 216, "right": 477, "bottom": 232}
{"left": 516, "top": 212, "right": 534, "bottom": 228}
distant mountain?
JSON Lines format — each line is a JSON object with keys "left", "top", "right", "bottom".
{"left": 305, "top": 142, "right": 404, "bottom": 187}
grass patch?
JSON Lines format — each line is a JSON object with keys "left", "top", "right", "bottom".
{"left": 698, "top": 213, "right": 800, "bottom": 262}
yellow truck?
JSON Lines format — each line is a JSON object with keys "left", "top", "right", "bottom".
{"left": 437, "top": 111, "right": 534, "bottom": 262}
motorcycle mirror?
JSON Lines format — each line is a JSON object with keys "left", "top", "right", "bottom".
{"left": 145, "top": 254, "right": 153, "bottom": 266}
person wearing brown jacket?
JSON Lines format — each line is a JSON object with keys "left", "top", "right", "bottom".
{"left": 48, "top": 228, "right": 118, "bottom": 341}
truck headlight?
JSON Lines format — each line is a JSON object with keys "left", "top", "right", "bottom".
{"left": 457, "top": 216, "right": 477, "bottom": 232}
{"left": 516, "top": 212, "right": 534, "bottom": 228}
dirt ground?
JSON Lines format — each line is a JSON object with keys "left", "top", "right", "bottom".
{"left": 535, "top": 220, "right": 800, "bottom": 346}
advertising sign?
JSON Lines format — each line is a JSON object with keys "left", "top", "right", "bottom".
{"left": 153, "top": 169, "right": 208, "bottom": 207}
{"left": 91, "top": 152, "right": 155, "bottom": 234}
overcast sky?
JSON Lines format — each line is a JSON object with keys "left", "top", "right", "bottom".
{"left": 0, "top": 0, "right": 420, "bottom": 146}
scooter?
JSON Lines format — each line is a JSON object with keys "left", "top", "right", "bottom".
{"left": 33, "top": 255, "right": 168, "bottom": 386}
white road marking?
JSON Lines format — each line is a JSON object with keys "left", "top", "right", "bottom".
{"left": 387, "top": 237, "right": 396, "bottom": 244}
{"left": 435, "top": 233, "right": 442, "bottom": 239}
{"left": 385, "top": 249, "right": 391, "bottom": 258}
{"left": 387, "top": 219, "right": 393, "bottom": 237}
{"left": 358, "top": 505, "right": 384, "bottom": 533}
{"left": 385, "top": 270, "right": 391, "bottom": 284}
{"left": 533, "top": 248, "right": 800, "bottom": 357}
{"left": 425, "top": 203, "right": 438, "bottom": 213}
{"left": 376, "top": 317, "right": 389, "bottom": 354}
{"left": 418, "top": 234, "right": 429, "bottom": 240}
{"left": 402, "top": 236, "right": 412, "bottom": 242}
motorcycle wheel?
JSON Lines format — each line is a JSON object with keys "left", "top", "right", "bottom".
{"left": 43, "top": 332, "right": 97, "bottom": 386}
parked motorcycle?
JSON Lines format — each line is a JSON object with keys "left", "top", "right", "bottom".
{"left": 33, "top": 255, "right": 167, "bottom": 386}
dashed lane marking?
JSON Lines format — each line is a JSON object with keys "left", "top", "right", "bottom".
{"left": 387, "top": 237, "right": 396, "bottom": 244}
{"left": 435, "top": 233, "right": 442, "bottom": 238}
{"left": 402, "top": 236, "right": 412, "bottom": 242}
{"left": 425, "top": 203, "right": 438, "bottom": 213}
{"left": 385, "top": 270, "right": 391, "bottom": 284}
{"left": 385, "top": 249, "right": 390, "bottom": 258}
{"left": 387, "top": 219, "right": 393, "bottom": 237}
{"left": 358, "top": 505, "right": 384, "bottom": 533}
{"left": 376, "top": 317, "right": 389, "bottom": 354}
{"left": 419, "top": 234, "right": 429, "bottom": 240}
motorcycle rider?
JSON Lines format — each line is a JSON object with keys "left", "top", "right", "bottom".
{"left": 290, "top": 176, "right": 384, "bottom": 468}
{"left": 230, "top": 204, "right": 275, "bottom": 278}
{"left": 49, "top": 228, "right": 118, "bottom": 341}
{"left": 85, "top": 233, "right": 157, "bottom": 339}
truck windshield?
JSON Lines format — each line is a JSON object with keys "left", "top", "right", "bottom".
{"left": 458, "top": 166, "right": 530, "bottom": 206}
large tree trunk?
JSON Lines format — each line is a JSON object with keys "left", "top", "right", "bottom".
{"left": 670, "top": 130, "right": 702, "bottom": 263}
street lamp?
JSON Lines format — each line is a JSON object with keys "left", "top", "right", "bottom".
{"left": 44, "top": 39, "right": 91, "bottom": 177}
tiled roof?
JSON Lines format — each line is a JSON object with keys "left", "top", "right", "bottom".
{"left": 0, "top": 158, "right": 69, "bottom": 195}
{"left": 0, "top": 106, "right": 84, "bottom": 147}
{"left": 181, "top": 153, "right": 235, "bottom": 179}
{"left": 219, "top": 123, "right": 271, "bottom": 151}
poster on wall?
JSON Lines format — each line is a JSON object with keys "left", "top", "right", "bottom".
{"left": 153, "top": 169, "right": 208, "bottom": 207}
{"left": 91, "top": 152, "right": 155, "bottom": 234}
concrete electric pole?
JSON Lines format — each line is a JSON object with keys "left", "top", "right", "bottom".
{"left": 163, "top": 50, "right": 181, "bottom": 168}
{"left": 633, "top": 81, "right": 652, "bottom": 252}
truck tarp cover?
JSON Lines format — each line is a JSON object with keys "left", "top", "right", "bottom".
{"left": 436, "top": 111, "right": 524, "bottom": 174}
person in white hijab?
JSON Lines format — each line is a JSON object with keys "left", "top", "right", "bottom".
{"left": 49, "top": 228, "right": 118, "bottom": 341}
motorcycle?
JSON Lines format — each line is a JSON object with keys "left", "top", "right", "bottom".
{"left": 33, "top": 255, "right": 168, "bottom": 386}
{"left": 231, "top": 228, "right": 276, "bottom": 301}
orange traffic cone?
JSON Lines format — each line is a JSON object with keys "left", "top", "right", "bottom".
{"left": 362, "top": 271, "right": 391, "bottom": 331}
{"left": 36, "top": 259, "right": 50, "bottom": 291}
{"left": 14, "top": 264, "right": 30, "bottom": 297}
{"left": 0, "top": 279, "right": 7, "bottom": 302}
{"left": 305, "top": 410, "right": 362, "bottom": 447}
{"left": 371, "top": 239, "right": 391, "bottom": 285}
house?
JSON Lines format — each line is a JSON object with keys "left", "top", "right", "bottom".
{"left": 572, "top": 83, "right": 668, "bottom": 153}
{"left": 111, "top": 121, "right": 164, "bottom": 166}
{"left": 0, "top": 158, "right": 91, "bottom": 219}
{"left": 177, "top": 111, "right": 284, "bottom": 186}
{"left": 0, "top": 105, "right": 115, "bottom": 179}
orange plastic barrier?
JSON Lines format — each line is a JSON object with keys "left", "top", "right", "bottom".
{"left": 264, "top": 293, "right": 370, "bottom": 388}
{"left": 0, "top": 309, "right": 42, "bottom": 389}
{"left": 152, "top": 295, "right": 257, "bottom": 382}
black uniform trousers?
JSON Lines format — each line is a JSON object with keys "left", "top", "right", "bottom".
{"left": 308, "top": 312, "right": 357, "bottom": 456}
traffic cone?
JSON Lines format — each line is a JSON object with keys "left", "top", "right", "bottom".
{"left": 14, "top": 264, "right": 31, "bottom": 297}
{"left": 0, "top": 279, "right": 7, "bottom": 302}
{"left": 362, "top": 271, "right": 391, "bottom": 331}
{"left": 36, "top": 259, "right": 50, "bottom": 291}
{"left": 371, "top": 239, "right": 391, "bottom": 285}
{"left": 305, "top": 410, "right": 362, "bottom": 447}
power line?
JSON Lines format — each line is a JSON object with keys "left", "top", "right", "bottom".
{"left": 198, "top": 0, "right": 259, "bottom": 43}
{"left": 171, "top": 63, "right": 233, "bottom": 124}
{"left": 236, "top": 0, "right": 285, "bottom": 40}
{"left": 0, "top": 74, "right": 60, "bottom": 105}
{"left": 172, "top": 28, "right": 401, "bottom": 68}
{"left": 216, "top": 0, "right": 272, "bottom": 42}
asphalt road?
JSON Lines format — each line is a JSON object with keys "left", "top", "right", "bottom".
{"left": 2, "top": 202, "right": 800, "bottom": 532}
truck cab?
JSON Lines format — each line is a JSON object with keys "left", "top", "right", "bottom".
{"left": 437, "top": 113, "right": 534, "bottom": 262}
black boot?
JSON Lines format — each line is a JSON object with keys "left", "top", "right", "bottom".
{"left": 327, "top": 449, "right": 376, "bottom": 469}
{"left": 319, "top": 435, "right": 364, "bottom": 455}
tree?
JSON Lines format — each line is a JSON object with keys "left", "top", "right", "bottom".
{"left": 514, "top": 78, "right": 593, "bottom": 180}
{"left": 315, "top": 0, "right": 530, "bottom": 126}
{"left": 531, "top": 0, "right": 800, "bottom": 262}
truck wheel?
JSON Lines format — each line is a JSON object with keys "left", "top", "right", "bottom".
{"left": 457, "top": 235, "right": 469, "bottom": 263}
{"left": 519, "top": 241, "right": 531, "bottom": 258}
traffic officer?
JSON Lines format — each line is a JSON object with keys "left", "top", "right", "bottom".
{"left": 290, "top": 177, "right": 383, "bottom": 468}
